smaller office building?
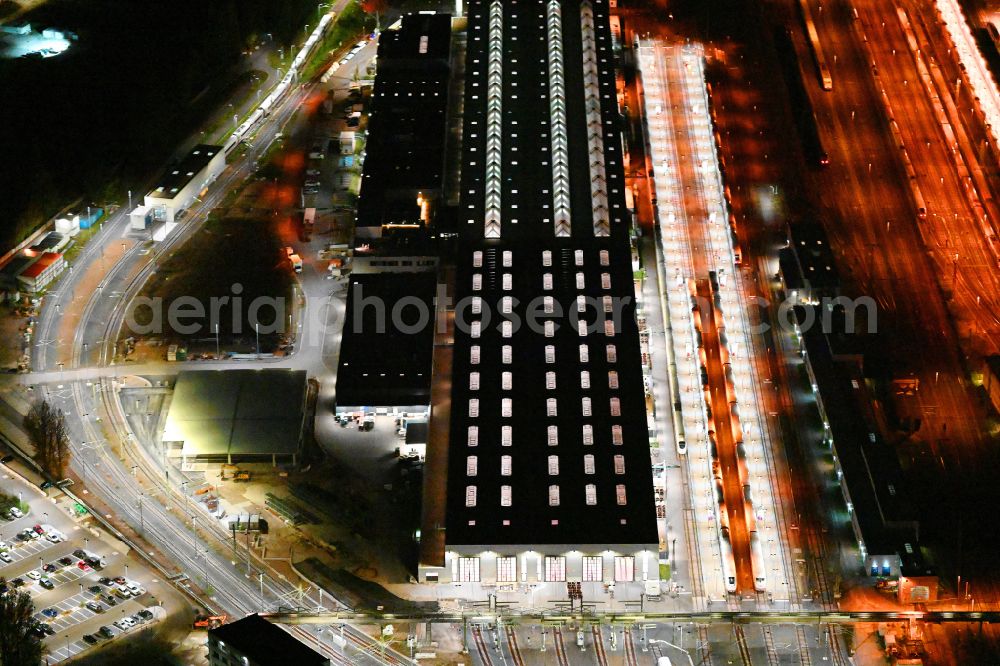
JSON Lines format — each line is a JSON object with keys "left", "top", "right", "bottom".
{"left": 334, "top": 272, "right": 437, "bottom": 419}
{"left": 142, "top": 144, "right": 225, "bottom": 223}
{"left": 163, "top": 370, "right": 308, "bottom": 465}
{"left": 208, "top": 614, "right": 329, "bottom": 666}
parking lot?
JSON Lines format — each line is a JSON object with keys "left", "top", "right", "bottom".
{"left": 0, "top": 468, "right": 165, "bottom": 662}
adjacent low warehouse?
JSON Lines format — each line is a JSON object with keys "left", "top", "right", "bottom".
{"left": 163, "top": 370, "right": 308, "bottom": 465}
{"left": 334, "top": 272, "right": 437, "bottom": 419}
{"left": 208, "top": 614, "right": 329, "bottom": 666}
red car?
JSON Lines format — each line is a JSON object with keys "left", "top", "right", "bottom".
{"left": 77, "top": 561, "right": 91, "bottom": 572}
{"left": 32, "top": 525, "right": 45, "bottom": 535}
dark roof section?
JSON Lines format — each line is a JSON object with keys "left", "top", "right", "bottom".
{"left": 356, "top": 13, "right": 451, "bottom": 233}
{"left": 780, "top": 223, "right": 839, "bottom": 293}
{"left": 335, "top": 272, "right": 437, "bottom": 408}
{"left": 377, "top": 12, "right": 452, "bottom": 63}
{"left": 209, "top": 614, "right": 328, "bottom": 666}
{"left": 149, "top": 144, "right": 222, "bottom": 200}
{"left": 444, "top": 0, "right": 656, "bottom": 547}
{"left": 798, "top": 306, "right": 925, "bottom": 573}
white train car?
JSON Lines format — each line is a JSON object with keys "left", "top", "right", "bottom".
{"left": 750, "top": 531, "right": 767, "bottom": 592}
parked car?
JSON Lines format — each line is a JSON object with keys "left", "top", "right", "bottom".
{"left": 40, "top": 623, "right": 54, "bottom": 636}
{"left": 72, "top": 549, "right": 88, "bottom": 559}
{"left": 38, "top": 578, "right": 53, "bottom": 590}
{"left": 0, "top": 551, "right": 11, "bottom": 563}
{"left": 137, "top": 609, "right": 153, "bottom": 621}
{"left": 25, "top": 570, "right": 40, "bottom": 581}
{"left": 98, "top": 626, "right": 114, "bottom": 639}
{"left": 0, "top": 454, "right": 14, "bottom": 463}
{"left": 45, "top": 531, "right": 64, "bottom": 543}
{"left": 84, "top": 556, "right": 104, "bottom": 570}
{"left": 114, "top": 587, "right": 130, "bottom": 599}
{"left": 126, "top": 582, "right": 142, "bottom": 596}
{"left": 82, "top": 634, "right": 98, "bottom": 645}
{"left": 11, "top": 578, "right": 25, "bottom": 588}
{"left": 77, "top": 561, "right": 91, "bottom": 572}
{"left": 98, "top": 577, "right": 114, "bottom": 587}
{"left": 85, "top": 601, "right": 104, "bottom": 613}
{"left": 112, "top": 576, "right": 126, "bottom": 585}
{"left": 42, "top": 564, "right": 57, "bottom": 573}
{"left": 306, "top": 168, "right": 321, "bottom": 177}
{"left": 87, "top": 585, "right": 102, "bottom": 595}
{"left": 31, "top": 525, "right": 44, "bottom": 535}
{"left": 57, "top": 556, "right": 73, "bottom": 567}
{"left": 100, "top": 594, "right": 117, "bottom": 607}
{"left": 7, "top": 507, "right": 22, "bottom": 519}
{"left": 41, "top": 608, "right": 58, "bottom": 619}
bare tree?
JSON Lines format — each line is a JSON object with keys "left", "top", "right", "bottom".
{"left": 0, "top": 578, "right": 43, "bottom": 665}
{"left": 23, "top": 400, "right": 69, "bottom": 479}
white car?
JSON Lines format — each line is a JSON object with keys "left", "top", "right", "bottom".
{"left": 8, "top": 507, "right": 22, "bottom": 519}
{"left": 44, "top": 531, "right": 64, "bottom": 543}
{"left": 26, "top": 570, "right": 40, "bottom": 580}
{"left": 115, "top": 585, "right": 131, "bottom": 598}
{"left": 114, "top": 618, "right": 134, "bottom": 630}
{"left": 125, "top": 582, "right": 142, "bottom": 596}
{"left": 0, "top": 551, "right": 11, "bottom": 563}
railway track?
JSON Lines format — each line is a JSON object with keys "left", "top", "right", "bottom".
{"left": 698, "top": 625, "right": 714, "bottom": 665}
{"left": 471, "top": 625, "right": 493, "bottom": 666}
{"left": 762, "top": 625, "right": 780, "bottom": 666}
{"left": 796, "top": 625, "right": 813, "bottom": 666}
{"left": 592, "top": 626, "right": 609, "bottom": 666}
{"left": 734, "top": 625, "right": 753, "bottom": 665}
{"left": 826, "top": 624, "right": 849, "bottom": 666}
{"left": 624, "top": 626, "right": 639, "bottom": 666}
{"left": 506, "top": 625, "right": 526, "bottom": 666}
{"left": 553, "top": 627, "right": 570, "bottom": 666}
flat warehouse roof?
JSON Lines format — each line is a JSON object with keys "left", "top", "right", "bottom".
{"left": 442, "top": 0, "right": 656, "bottom": 548}
{"left": 164, "top": 370, "right": 306, "bottom": 458}
{"left": 335, "top": 272, "right": 437, "bottom": 408}
{"left": 149, "top": 144, "right": 222, "bottom": 200}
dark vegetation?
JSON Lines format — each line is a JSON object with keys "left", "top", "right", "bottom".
{"left": 0, "top": 0, "right": 324, "bottom": 251}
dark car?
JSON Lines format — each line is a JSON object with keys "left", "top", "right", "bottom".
{"left": 72, "top": 549, "right": 88, "bottom": 559}
{"left": 99, "top": 577, "right": 114, "bottom": 586}
{"left": 16, "top": 532, "right": 30, "bottom": 542}
{"left": 57, "top": 556, "right": 73, "bottom": 567}
{"left": 100, "top": 594, "right": 116, "bottom": 606}
{"left": 137, "top": 609, "right": 153, "bottom": 620}
{"left": 0, "top": 583, "right": 7, "bottom": 595}
{"left": 85, "top": 601, "right": 104, "bottom": 613}
{"left": 41, "top": 608, "right": 58, "bottom": 619}
{"left": 82, "top": 634, "right": 98, "bottom": 645}
{"left": 98, "top": 626, "right": 114, "bottom": 639}
{"left": 87, "top": 585, "right": 102, "bottom": 595}
{"left": 29, "top": 624, "right": 45, "bottom": 638}
{"left": 42, "top": 563, "right": 57, "bottom": 573}
{"left": 40, "top": 623, "right": 54, "bottom": 636}
{"left": 0, "top": 455, "right": 13, "bottom": 464}
{"left": 112, "top": 576, "right": 126, "bottom": 585}
{"left": 11, "top": 578, "right": 25, "bottom": 588}
{"left": 84, "top": 556, "right": 103, "bottom": 570}
{"left": 38, "top": 578, "right": 54, "bottom": 590}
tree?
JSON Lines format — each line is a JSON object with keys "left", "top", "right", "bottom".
{"left": 23, "top": 400, "right": 69, "bottom": 480}
{"left": 0, "top": 578, "right": 43, "bottom": 666}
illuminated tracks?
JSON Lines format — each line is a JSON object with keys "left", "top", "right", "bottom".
{"left": 637, "top": 41, "right": 791, "bottom": 601}
{"left": 483, "top": 0, "right": 504, "bottom": 238}
{"left": 637, "top": 40, "right": 723, "bottom": 603}
{"left": 546, "top": 0, "right": 572, "bottom": 237}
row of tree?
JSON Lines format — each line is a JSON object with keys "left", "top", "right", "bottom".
{"left": 23, "top": 400, "right": 68, "bottom": 481}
